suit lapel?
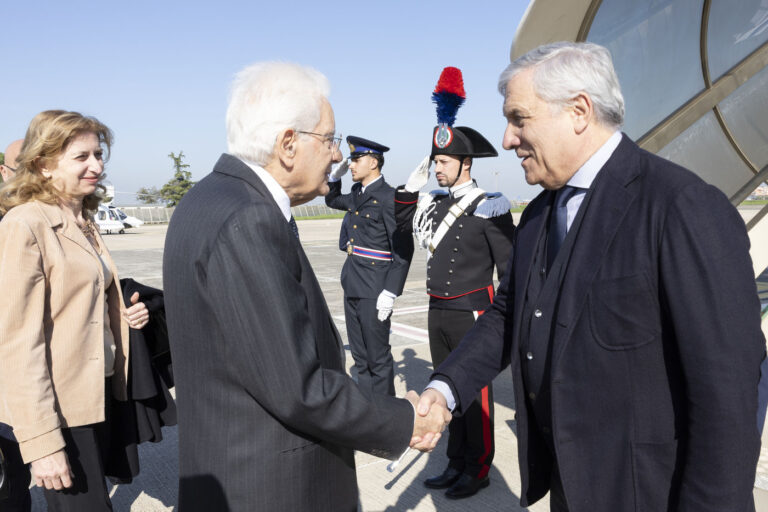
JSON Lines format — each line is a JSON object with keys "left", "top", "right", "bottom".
{"left": 214, "top": 154, "right": 297, "bottom": 241}
{"left": 214, "top": 155, "right": 347, "bottom": 366}
{"left": 213, "top": 154, "right": 274, "bottom": 202}
{"left": 550, "top": 137, "right": 642, "bottom": 369}
{"left": 36, "top": 202, "right": 102, "bottom": 266}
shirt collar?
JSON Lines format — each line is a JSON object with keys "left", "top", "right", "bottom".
{"left": 361, "top": 175, "right": 382, "bottom": 193}
{"left": 567, "top": 131, "right": 622, "bottom": 190}
{"left": 449, "top": 179, "right": 478, "bottom": 198}
{"left": 238, "top": 157, "right": 292, "bottom": 221}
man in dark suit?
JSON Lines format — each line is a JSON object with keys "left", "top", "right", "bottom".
{"left": 325, "top": 136, "right": 410, "bottom": 397}
{"left": 415, "top": 42, "right": 765, "bottom": 511}
{"left": 163, "top": 62, "right": 449, "bottom": 511}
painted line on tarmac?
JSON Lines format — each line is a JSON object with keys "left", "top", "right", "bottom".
{"left": 391, "top": 305, "right": 429, "bottom": 316}
{"left": 332, "top": 315, "right": 429, "bottom": 344}
{"left": 390, "top": 322, "right": 429, "bottom": 343}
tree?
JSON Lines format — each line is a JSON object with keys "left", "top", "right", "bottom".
{"left": 136, "top": 186, "right": 160, "bottom": 204}
{"left": 159, "top": 151, "right": 195, "bottom": 206}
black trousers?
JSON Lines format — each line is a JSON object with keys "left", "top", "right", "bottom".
{"left": 428, "top": 308, "right": 494, "bottom": 478}
{"left": 43, "top": 380, "right": 113, "bottom": 512}
{"left": 0, "top": 435, "right": 31, "bottom": 512}
{"left": 344, "top": 297, "right": 395, "bottom": 396}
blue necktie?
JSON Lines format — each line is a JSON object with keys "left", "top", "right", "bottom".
{"left": 289, "top": 216, "right": 300, "bottom": 240}
{"left": 547, "top": 186, "right": 577, "bottom": 271}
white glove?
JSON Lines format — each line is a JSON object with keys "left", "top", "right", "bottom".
{"left": 376, "top": 290, "right": 396, "bottom": 322}
{"left": 329, "top": 159, "right": 350, "bottom": 181}
{"left": 404, "top": 156, "right": 431, "bottom": 192}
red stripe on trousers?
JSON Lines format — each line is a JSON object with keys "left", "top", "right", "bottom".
{"left": 475, "top": 299, "right": 493, "bottom": 479}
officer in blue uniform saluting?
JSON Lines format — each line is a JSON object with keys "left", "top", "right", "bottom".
{"left": 326, "top": 136, "right": 411, "bottom": 396}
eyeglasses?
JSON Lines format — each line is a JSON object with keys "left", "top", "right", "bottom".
{"left": 296, "top": 131, "right": 342, "bottom": 151}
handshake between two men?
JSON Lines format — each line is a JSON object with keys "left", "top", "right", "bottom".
{"left": 406, "top": 389, "right": 451, "bottom": 452}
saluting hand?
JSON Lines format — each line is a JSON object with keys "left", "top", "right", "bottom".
{"left": 404, "top": 156, "right": 431, "bottom": 192}
{"left": 329, "top": 159, "right": 350, "bottom": 180}
{"left": 122, "top": 291, "right": 150, "bottom": 330}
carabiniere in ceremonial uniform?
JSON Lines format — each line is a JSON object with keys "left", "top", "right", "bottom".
{"left": 325, "top": 136, "right": 410, "bottom": 397}
{"left": 394, "top": 67, "right": 515, "bottom": 499}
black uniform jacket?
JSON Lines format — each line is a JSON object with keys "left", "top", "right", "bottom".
{"left": 326, "top": 178, "right": 411, "bottom": 298}
{"left": 395, "top": 184, "right": 515, "bottom": 310}
{"left": 433, "top": 136, "right": 765, "bottom": 512}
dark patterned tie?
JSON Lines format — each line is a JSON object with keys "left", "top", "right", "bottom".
{"left": 289, "top": 216, "right": 300, "bottom": 240}
{"left": 546, "top": 185, "right": 577, "bottom": 271}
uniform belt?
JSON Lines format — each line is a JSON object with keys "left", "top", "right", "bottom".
{"left": 348, "top": 245, "right": 393, "bottom": 261}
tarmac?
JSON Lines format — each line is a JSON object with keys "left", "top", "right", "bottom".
{"left": 25, "top": 215, "right": 768, "bottom": 511}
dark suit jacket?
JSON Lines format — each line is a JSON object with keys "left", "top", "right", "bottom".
{"left": 434, "top": 136, "right": 765, "bottom": 512}
{"left": 326, "top": 178, "right": 410, "bottom": 298}
{"left": 163, "top": 154, "right": 413, "bottom": 511}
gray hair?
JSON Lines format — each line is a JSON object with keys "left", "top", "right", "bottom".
{"left": 498, "top": 42, "right": 624, "bottom": 129}
{"left": 226, "top": 62, "right": 330, "bottom": 166}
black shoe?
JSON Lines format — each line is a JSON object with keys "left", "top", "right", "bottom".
{"left": 424, "top": 467, "right": 463, "bottom": 489}
{"left": 445, "top": 474, "right": 490, "bottom": 499}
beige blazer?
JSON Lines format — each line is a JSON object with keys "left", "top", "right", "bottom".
{"left": 0, "top": 200, "right": 129, "bottom": 462}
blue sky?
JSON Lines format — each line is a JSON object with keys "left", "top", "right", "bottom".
{"left": 1, "top": 0, "right": 539, "bottom": 204}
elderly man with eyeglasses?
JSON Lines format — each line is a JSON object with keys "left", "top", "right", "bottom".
{"left": 163, "top": 62, "right": 450, "bottom": 512}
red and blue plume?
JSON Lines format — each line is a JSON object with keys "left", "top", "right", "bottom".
{"left": 432, "top": 67, "right": 466, "bottom": 126}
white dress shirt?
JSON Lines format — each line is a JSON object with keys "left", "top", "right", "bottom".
{"left": 239, "top": 157, "right": 292, "bottom": 222}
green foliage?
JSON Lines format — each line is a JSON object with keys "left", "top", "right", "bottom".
{"left": 136, "top": 186, "right": 161, "bottom": 204}
{"left": 158, "top": 151, "right": 195, "bottom": 206}
{"left": 0, "top": 152, "right": 4, "bottom": 165}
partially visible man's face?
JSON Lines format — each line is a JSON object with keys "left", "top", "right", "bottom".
{"left": 291, "top": 100, "right": 342, "bottom": 205}
{"left": 1, "top": 139, "right": 23, "bottom": 182}
{"left": 349, "top": 155, "right": 377, "bottom": 184}
{"left": 501, "top": 68, "right": 579, "bottom": 190}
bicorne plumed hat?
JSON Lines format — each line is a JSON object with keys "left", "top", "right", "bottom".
{"left": 430, "top": 67, "right": 497, "bottom": 159}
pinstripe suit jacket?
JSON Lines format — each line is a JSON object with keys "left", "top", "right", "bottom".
{"left": 163, "top": 154, "right": 413, "bottom": 511}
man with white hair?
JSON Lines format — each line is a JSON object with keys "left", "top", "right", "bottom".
{"left": 415, "top": 42, "right": 765, "bottom": 511}
{"left": 162, "top": 62, "right": 449, "bottom": 511}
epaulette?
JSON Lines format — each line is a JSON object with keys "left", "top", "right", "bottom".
{"left": 429, "top": 190, "right": 449, "bottom": 197}
{"left": 474, "top": 193, "right": 511, "bottom": 219}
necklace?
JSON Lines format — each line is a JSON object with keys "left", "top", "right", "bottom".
{"left": 78, "top": 220, "right": 102, "bottom": 255}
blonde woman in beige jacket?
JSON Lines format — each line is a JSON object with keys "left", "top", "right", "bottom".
{"left": 0, "top": 110, "right": 149, "bottom": 511}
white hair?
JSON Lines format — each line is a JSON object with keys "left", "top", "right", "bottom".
{"left": 226, "top": 62, "right": 330, "bottom": 166}
{"left": 498, "top": 42, "right": 625, "bottom": 129}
